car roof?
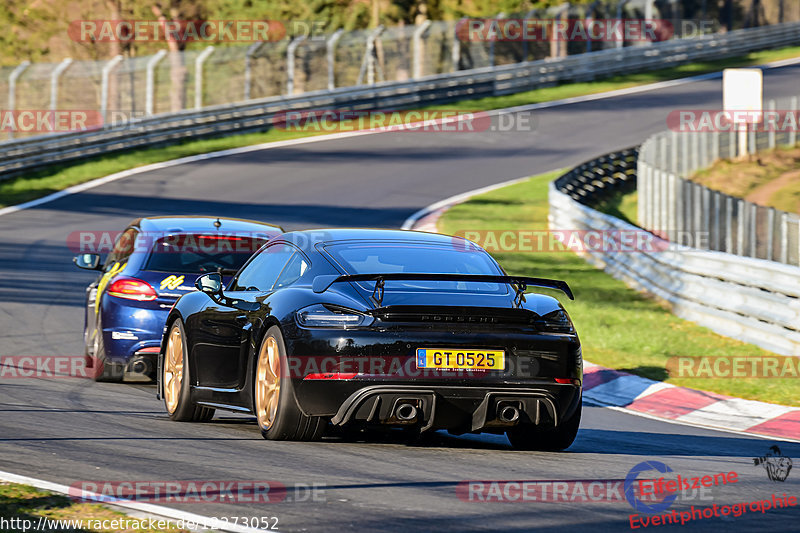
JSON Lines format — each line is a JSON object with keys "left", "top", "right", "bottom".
{"left": 132, "top": 216, "right": 283, "bottom": 235}
{"left": 278, "top": 228, "right": 472, "bottom": 252}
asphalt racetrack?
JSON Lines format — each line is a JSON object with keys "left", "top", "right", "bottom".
{"left": 1, "top": 65, "right": 799, "bottom": 532}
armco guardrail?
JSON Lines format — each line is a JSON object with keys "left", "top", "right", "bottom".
{"left": 637, "top": 93, "right": 800, "bottom": 266}
{"left": 2, "top": 21, "right": 800, "bottom": 181}
{"left": 550, "top": 151, "right": 800, "bottom": 356}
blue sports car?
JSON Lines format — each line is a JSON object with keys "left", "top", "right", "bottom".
{"left": 73, "top": 216, "right": 282, "bottom": 382}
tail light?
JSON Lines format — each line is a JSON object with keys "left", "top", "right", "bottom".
{"left": 555, "top": 378, "right": 581, "bottom": 386}
{"left": 107, "top": 277, "right": 157, "bottom": 301}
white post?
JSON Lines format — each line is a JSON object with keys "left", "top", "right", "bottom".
{"left": 244, "top": 41, "right": 264, "bottom": 100}
{"left": 145, "top": 50, "right": 167, "bottom": 116}
{"left": 287, "top": 36, "right": 306, "bottom": 95}
{"left": 101, "top": 55, "right": 123, "bottom": 126}
{"left": 50, "top": 58, "right": 73, "bottom": 112}
{"left": 194, "top": 46, "right": 215, "bottom": 110}
{"left": 326, "top": 29, "right": 344, "bottom": 90}
{"left": 7, "top": 61, "right": 30, "bottom": 140}
{"left": 412, "top": 20, "right": 432, "bottom": 79}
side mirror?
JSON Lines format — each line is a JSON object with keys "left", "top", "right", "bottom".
{"left": 195, "top": 272, "right": 223, "bottom": 295}
{"left": 74, "top": 253, "right": 102, "bottom": 270}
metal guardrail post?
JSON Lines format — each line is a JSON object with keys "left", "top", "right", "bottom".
{"left": 767, "top": 99, "right": 777, "bottom": 149}
{"left": 287, "top": 35, "right": 306, "bottom": 95}
{"left": 100, "top": 55, "right": 123, "bottom": 126}
{"left": 749, "top": 203, "right": 757, "bottom": 258}
{"left": 7, "top": 61, "right": 30, "bottom": 140}
{"left": 326, "top": 29, "right": 344, "bottom": 90}
{"left": 244, "top": 42, "right": 264, "bottom": 100}
{"left": 523, "top": 10, "right": 539, "bottom": 58}
{"left": 780, "top": 213, "right": 789, "bottom": 264}
{"left": 412, "top": 21, "right": 432, "bottom": 79}
{"left": 195, "top": 46, "right": 215, "bottom": 110}
{"left": 550, "top": 4, "right": 570, "bottom": 58}
{"left": 367, "top": 26, "right": 384, "bottom": 85}
{"left": 145, "top": 50, "right": 167, "bottom": 116}
{"left": 725, "top": 196, "right": 733, "bottom": 253}
{"left": 766, "top": 208, "right": 775, "bottom": 260}
{"left": 615, "top": 0, "right": 632, "bottom": 48}
{"left": 50, "top": 58, "right": 73, "bottom": 112}
{"left": 489, "top": 13, "right": 506, "bottom": 67}
{"left": 451, "top": 18, "right": 466, "bottom": 72}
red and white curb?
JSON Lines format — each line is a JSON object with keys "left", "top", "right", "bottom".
{"left": 583, "top": 363, "right": 800, "bottom": 442}
{"left": 403, "top": 179, "right": 800, "bottom": 444}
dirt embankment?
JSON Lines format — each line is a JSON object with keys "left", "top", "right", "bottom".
{"left": 689, "top": 144, "right": 800, "bottom": 214}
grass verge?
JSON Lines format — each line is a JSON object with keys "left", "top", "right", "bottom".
{"left": 0, "top": 482, "right": 185, "bottom": 533}
{"left": 3, "top": 44, "right": 800, "bottom": 209}
{"left": 437, "top": 170, "right": 800, "bottom": 407}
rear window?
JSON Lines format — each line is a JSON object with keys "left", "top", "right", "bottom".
{"left": 144, "top": 235, "right": 268, "bottom": 274}
{"left": 323, "top": 241, "right": 507, "bottom": 294}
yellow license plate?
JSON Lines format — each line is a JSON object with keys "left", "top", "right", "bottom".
{"left": 416, "top": 348, "right": 505, "bottom": 370}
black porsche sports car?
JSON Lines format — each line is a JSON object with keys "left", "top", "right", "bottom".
{"left": 157, "top": 229, "right": 582, "bottom": 450}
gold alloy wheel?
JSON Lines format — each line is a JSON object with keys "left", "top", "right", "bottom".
{"left": 256, "top": 336, "right": 281, "bottom": 430}
{"left": 163, "top": 326, "right": 183, "bottom": 414}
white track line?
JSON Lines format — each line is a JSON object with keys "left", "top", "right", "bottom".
{"left": 0, "top": 470, "right": 262, "bottom": 533}
{"left": 3, "top": 54, "right": 799, "bottom": 220}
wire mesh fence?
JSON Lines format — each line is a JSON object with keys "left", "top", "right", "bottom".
{"left": 3, "top": 3, "right": 799, "bottom": 141}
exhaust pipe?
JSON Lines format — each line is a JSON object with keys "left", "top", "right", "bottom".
{"left": 498, "top": 405, "right": 520, "bottom": 423}
{"left": 130, "top": 357, "right": 151, "bottom": 375}
{"left": 395, "top": 403, "right": 418, "bottom": 421}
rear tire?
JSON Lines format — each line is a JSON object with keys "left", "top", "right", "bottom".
{"left": 506, "top": 399, "right": 581, "bottom": 451}
{"left": 162, "top": 319, "right": 215, "bottom": 422}
{"left": 91, "top": 322, "right": 123, "bottom": 383}
{"left": 254, "top": 326, "right": 326, "bottom": 441}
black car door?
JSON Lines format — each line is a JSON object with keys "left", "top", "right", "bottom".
{"left": 192, "top": 243, "right": 298, "bottom": 395}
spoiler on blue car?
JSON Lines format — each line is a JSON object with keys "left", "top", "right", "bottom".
{"left": 311, "top": 273, "right": 574, "bottom": 305}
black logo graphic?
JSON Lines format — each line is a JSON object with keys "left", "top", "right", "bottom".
{"left": 753, "top": 446, "right": 793, "bottom": 482}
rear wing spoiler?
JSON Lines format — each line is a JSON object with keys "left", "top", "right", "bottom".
{"left": 311, "top": 273, "right": 574, "bottom": 304}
